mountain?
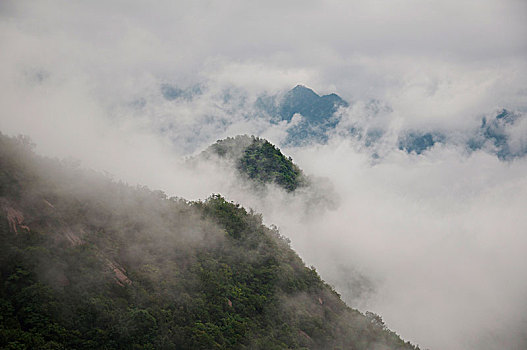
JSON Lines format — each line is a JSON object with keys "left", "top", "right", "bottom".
{"left": 204, "top": 135, "right": 307, "bottom": 192}
{"left": 161, "top": 84, "right": 203, "bottom": 101}
{"left": 470, "top": 109, "right": 527, "bottom": 160}
{"left": 398, "top": 132, "right": 446, "bottom": 155}
{"left": 256, "top": 85, "right": 349, "bottom": 145}
{"left": 397, "top": 110, "right": 527, "bottom": 158}
{"left": 0, "top": 133, "right": 418, "bottom": 349}
{"left": 255, "top": 87, "right": 526, "bottom": 160}
{"left": 278, "top": 85, "right": 349, "bottom": 123}
{"left": 154, "top": 82, "right": 527, "bottom": 162}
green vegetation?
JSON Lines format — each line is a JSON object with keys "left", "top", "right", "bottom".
{"left": 209, "top": 135, "right": 307, "bottom": 192}
{"left": 0, "top": 133, "right": 418, "bottom": 349}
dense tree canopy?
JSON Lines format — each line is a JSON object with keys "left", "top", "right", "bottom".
{"left": 0, "top": 133, "right": 418, "bottom": 349}
{"left": 208, "top": 135, "right": 307, "bottom": 192}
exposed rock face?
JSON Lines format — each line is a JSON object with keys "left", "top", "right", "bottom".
{"left": 64, "top": 228, "right": 84, "bottom": 246}
{"left": 3, "top": 204, "right": 30, "bottom": 234}
{"left": 106, "top": 259, "right": 132, "bottom": 286}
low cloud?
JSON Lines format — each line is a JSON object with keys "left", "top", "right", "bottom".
{"left": 280, "top": 141, "right": 527, "bottom": 350}
{"left": 1, "top": 1, "right": 527, "bottom": 349}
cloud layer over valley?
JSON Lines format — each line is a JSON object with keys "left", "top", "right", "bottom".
{"left": 1, "top": 1, "right": 527, "bottom": 349}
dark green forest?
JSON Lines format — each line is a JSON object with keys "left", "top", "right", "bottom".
{"left": 0, "top": 133, "right": 418, "bottom": 349}
{"left": 208, "top": 135, "right": 307, "bottom": 192}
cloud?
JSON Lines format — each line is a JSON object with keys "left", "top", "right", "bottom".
{"left": 1, "top": 1, "right": 527, "bottom": 349}
{"left": 161, "top": 133, "right": 527, "bottom": 350}
{"left": 279, "top": 141, "right": 527, "bottom": 350}
{"left": 161, "top": 132, "right": 527, "bottom": 350}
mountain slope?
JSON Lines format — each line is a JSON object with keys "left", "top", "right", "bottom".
{"left": 0, "top": 133, "right": 418, "bottom": 349}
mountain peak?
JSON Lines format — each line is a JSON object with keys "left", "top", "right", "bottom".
{"left": 279, "top": 85, "right": 348, "bottom": 122}
{"left": 205, "top": 135, "right": 307, "bottom": 192}
{"left": 254, "top": 86, "right": 349, "bottom": 145}
{"left": 288, "top": 85, "right": 320, "bottom": 99}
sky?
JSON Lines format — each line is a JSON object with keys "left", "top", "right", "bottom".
{"left": 1, "top": 1, "right": 527, "bottom": 349}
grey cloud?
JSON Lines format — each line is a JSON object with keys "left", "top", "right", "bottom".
{"left": 1, "top": 1, "right": 527, "bottom": 349}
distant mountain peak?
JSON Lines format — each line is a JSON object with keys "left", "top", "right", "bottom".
{"left": 280, "top": 85, "right": 348, "bottom": 119}
{"left": 255, "top": 85, "right": 349, "bottom": 145}
{"left": 290, "top": 84, "right": 318, "bottom": 93}
{"left": 292, "top": 84, "right": 310, "bottom": 90}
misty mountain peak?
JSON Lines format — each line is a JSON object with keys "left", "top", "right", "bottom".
{"left": 279, "top": 85, "right": 348, "bottom": 123}
{"left": 289, "top": 84, "right": 320, "bottom": 98}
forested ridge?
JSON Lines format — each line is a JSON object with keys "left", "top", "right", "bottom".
{"left": 0, "top": 133, "right": 418, "bottom": 349}
{"left": 207, "top": 135, "right": 307, "bottom": 192}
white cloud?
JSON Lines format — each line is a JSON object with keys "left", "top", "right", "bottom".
{"left": 1, "top": 1, "right": 527, "bottom": 349}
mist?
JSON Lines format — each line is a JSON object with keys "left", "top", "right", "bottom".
{"left": 1, "top": 0, "right": 527, "bottom": 349}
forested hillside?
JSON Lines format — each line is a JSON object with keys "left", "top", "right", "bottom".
{"left": 0, "top": 133, "right": 418, "bottom": 349}
{"left": 206, "top": 135, "right": 307, "bottom": 192}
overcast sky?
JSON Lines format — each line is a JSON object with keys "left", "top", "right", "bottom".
{"left": 1, "top": 1, "right": 527, "bottom": 349}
